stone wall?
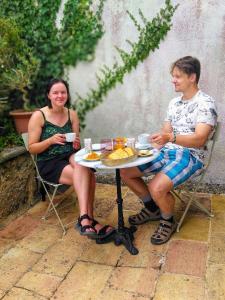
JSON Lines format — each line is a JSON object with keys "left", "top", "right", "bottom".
{"left": 68, "top": 0, "right": 225, "bottom": 185}
{"left": 0, "top": 147, "right": 37, "bottom": 218}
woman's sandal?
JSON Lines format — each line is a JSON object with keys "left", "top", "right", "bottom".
{"left": 151, "top": 220, "right": 177, "bottom": 245}
{"left": 128, "top": 208, "right": 161, "bottom": 225}
{"left": 75, "top": 214, "right": 97, "bottom": 237}
{"left": 91, "top": 219, "right": 115, "bottom": 240}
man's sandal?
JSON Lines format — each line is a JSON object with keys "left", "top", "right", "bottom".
{"left": 128, "top": 208, "right": 160, "bottom": 225}
{"left": 75, "top": 214, "right": 97, "bottom": 237}
{"left": 151, "top": 220, "right": 177, "bottom": 245}
{"left": 91, "top": 219, "right": 115, "bottom": 239}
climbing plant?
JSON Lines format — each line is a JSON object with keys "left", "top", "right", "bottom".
{"left": 61, "top": 0, "right": 105, "bottom": 67}
{"left": 0, "top": 0, "right": 105, "bottom": 107}
{"left": 75, "top": 0, "right": 178, "bottom": 128}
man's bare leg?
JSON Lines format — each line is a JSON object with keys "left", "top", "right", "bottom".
{"left": 120, "top": 168, "right": 160, "bottom": 224}
{"left": 148, "top": 172, "right": 177, "bottom": 244}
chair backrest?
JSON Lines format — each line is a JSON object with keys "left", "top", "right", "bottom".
{"left": 204, "top": 121, "right": 221, "bottom": 170}
{"left": 21, "top": 132, "right": 40, "bottom": 175}
{"left": 21, "top": 132, "right": 29, "bottom": 151}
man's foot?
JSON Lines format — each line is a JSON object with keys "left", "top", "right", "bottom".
{"left": 128, "top": 207, "right": 160, "bottom": 225}
{"left": 150, "top": 219, "right": 177, "bottom": 245}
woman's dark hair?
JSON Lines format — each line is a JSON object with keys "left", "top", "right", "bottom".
{"left": 45, "top": 78, "right": 71, "bottom": 108}
{"left": 171, "top": 56, "right": 201, "bottom": 83}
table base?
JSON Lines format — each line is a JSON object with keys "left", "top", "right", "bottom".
{"left": 96, "top": 169, "right": 139, "bottom": 255}
{"left": 114, "top": 225, "right": 138, "bottom": 255}
{"left": 96, "top": 225, "right": 138, "bottom": 255}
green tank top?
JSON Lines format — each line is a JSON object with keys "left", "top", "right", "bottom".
{"left": 37, "top": 109, "right": 74, "bottom": 161}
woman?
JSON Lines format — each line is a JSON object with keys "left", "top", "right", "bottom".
{"left": 28, "top": 78, "right": 114, "bottom": 239}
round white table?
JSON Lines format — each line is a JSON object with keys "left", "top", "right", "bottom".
{"left": 75, "top": 146, "right": 159, "bottom": 255}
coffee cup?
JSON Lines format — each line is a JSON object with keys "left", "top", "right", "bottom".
{"left": 138, "top": 133, "right": 150, "bottom": 145}
{"left": 65, "top": 132, "right": 76, "bottom": 142}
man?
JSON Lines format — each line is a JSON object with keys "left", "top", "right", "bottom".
{"left": 120, "top": 56, "right": 217, "bottom": 245}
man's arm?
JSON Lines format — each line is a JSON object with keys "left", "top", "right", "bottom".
{"left": 151, "top": 123, "right": 213, "bottom": 148}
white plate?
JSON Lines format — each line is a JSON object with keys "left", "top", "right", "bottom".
{"left": 135, "top": 143, "right": 152, "bottom": 150}
{"left": 138, "top": 149, "right": 153, "bottom": 157}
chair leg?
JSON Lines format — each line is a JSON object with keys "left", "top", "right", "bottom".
{"left": 191, "top": 198, "right": 214, "bottom": 217}
{"left": 41, "top": 183, "right": 67, "bottom": 235}
{"left": 39, "top": 185, "right": 46, "bottom": 201}
{"left": 176, "top": 197, "right": 193, "bottom": 232}
{"left": 174, "top": 190, "right": 214, "bottom": 232}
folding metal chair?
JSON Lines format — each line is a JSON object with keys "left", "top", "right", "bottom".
{"left": 22, "top": 133, "right": 75, "bottom": 235}
{"left": 171, "top": 122, "right": 221, "bottom": 232}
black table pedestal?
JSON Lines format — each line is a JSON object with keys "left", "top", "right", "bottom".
{"left": 96, "top": 169, "right": 138, "bottom": 255}
{"left": 113, "top": 169, "right": 138, "bottom": 255}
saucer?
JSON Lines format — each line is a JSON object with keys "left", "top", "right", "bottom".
{"left": 135, "top": 143, "right": 152, "bottom": 150}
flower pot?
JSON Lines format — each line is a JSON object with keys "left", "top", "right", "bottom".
{"left": 9, "top": 110, "right": 33, "bottom": 134}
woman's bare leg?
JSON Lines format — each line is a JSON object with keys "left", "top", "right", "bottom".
{"left": 59, "top": 162, "right": 94, "bottom": 231}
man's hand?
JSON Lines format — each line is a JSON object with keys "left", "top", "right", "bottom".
{"left": 151, "top": 132, "right": 172, "bottom": 147}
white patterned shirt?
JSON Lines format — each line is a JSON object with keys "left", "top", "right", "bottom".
{"left": 164, "top": 90, "right": 218, "bottom": 161}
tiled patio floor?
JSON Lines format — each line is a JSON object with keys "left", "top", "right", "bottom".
{"left": 0, "top": 183, "right": 225, "bottom": 300}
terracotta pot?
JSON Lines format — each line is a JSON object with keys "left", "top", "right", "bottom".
{"left": 9, "top": 110, "right": 34, "bottom": 134}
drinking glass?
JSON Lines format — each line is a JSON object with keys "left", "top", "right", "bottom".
{"left": 126, "top": 137, "right": 136, "bottom": 149}
{"left": 84, "top": 138, "right": 92, "bottom": 153}
{"left": 113, "top": 137, "right": 126, "bottom": 150}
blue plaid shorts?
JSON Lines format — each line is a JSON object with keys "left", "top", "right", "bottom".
{"left": 138, "top": 147, "right": 203, "bottom": 188}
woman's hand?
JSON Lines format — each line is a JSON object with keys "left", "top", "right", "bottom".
{"left": 73, "top": 136, "right": 81, "bottom": 150}
{"left": 48, "top": 133, "right": 66, "bottom": 146}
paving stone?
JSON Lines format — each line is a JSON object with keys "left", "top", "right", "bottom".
{"left": 3, "top": 287, "right": 47, "bottom": 300}
{"left": 154, "top": 273, "right": 205, "bottom": 300}
{"left": 18, "top": 224, "right": 62, "bottom": 254}
{"left": 93, "top": 183, "right": 117, "bottom": 218}
{"left": 211, "top": 212, "right": 225, "bottom": 234}
{"left": 32, "top": 237, "right": 85, "bottom": 277}
{"left": 174, "top": 216, "right": 210, "bottom": 241}
{"left": 164, "top": 240, "right": 207, "bottom": 277}
{"left": 206, "top": 264, "right": 225, "bottom": 300}
{"left": 211, "top": 194, "right": 225, "bottom": 213}
{"left": 80, "top": 238, "right": 123, "bottom": 266}
{"left": 0, "top": 238, "right": 15, "bottom": 257}
{"left": 0, "top": 247, "right": 40, "bottom": 291}
{"left": 0, "top": 289, "right": 6, "bottom": 298}
{"left": 0, "top": 215, "right": 41, "bottom": 241}
{"left": 26, "top": 201, "right": 51, "bottom": 218}
{"left": 52, "top": 261, "right": 113, "bottom": 300}
{"left": 109, "top": 266, "right": 158, "bottom": 298}
{"left": 16, "top": 271, "right": 62, "bottom": 298}
{"left": 122, "top": 189, "right": 143, "bottom": 211}
{"left": 118, "top": 222, "right": 168, "bottom": 269}
{"left": 209, "top": 233, "right": 225, "bottom": 264}
{"left": 175, "top": 192, "right": 211, "bottom": 216}
{"left": 99, "top": 287, "right": 148, "bottom": 300}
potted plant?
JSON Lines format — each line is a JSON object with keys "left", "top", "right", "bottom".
{"left": 0, "top": 17, "right": 39, "bottom": 133}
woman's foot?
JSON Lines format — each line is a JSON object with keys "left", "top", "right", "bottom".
{"left": 91, "top": 219, "right": 115, "bottom": 239}
{"left": 75, "top": 214, "right": 97, "bottom": 237}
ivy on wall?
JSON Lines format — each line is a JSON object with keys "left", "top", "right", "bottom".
{"left": 75, "top": 0, "right": 178, "bottom": 129}
{"left": 0, "top": 0, "right": 105, "bottom": 107}
{"left": 61, "top": 0, "right": 105, "bottom": 67}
